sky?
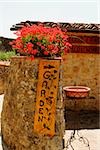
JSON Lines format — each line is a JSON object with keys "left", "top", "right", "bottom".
{"left": 0, "top": 0, "right": 99, "bottom": 38}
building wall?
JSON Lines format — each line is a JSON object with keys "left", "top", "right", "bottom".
{"left": 62, "top": 53, "right": 99, "bottom": 111}
{"left": 0, "top": 37, "right": 13, "bottom": 52}
{"left": 67, "top": 32, "right": 99, "bottom": 54}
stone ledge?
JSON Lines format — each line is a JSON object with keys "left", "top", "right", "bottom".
{"left": 0, "top": 61, "right": 10, "bottom": 66}
{"left": 0, "top": 61, "right": 10, "bottom": 94}
{"left": 64, "top": 97, "right": 99, "bottom": 111}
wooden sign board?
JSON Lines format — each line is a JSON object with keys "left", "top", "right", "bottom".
{"left": 34, "top": 59, "right": 60, "bottom": 137}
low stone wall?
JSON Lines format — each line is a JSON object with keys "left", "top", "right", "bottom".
{"left": 0, "top": 62, "right": 10, "bottom": 94}
{"left": 62, "top": 53, "right": 99, "bottom": 111}
{"left": 1, "top": 57, "right": 65, "bottom": 150}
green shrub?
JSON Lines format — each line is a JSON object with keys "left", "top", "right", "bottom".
{"left": 0, "top": 51, "right": 16, "bottom": 61}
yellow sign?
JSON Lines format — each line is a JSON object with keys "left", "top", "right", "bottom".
{"left": 34, "top": 59, "right": 60, "bottom": 137}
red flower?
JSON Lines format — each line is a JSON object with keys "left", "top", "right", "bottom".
{"left": 52, "top": 46, "right": 59, "bottom": 54}
{"left": 31, "top": 49, "right": 38, "bottom": 55}
{"left": 26, "top": 42, "right": 34, "bottom": 51}
{"left": 10, "top": 24, "right": 71, "bottom": 58}
{"left": 40, "top": 45, "right": 45, "bottom": 50}
{"left": 47, "top": 45, "right": 54, "bottom": 50}
{"left": 37, "top": 42, "right": 42, "bottom": 46}
{"left": 44, "top": 51, "right": 49, "bottom": 56}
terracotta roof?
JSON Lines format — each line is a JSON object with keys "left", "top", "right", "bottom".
{"left": 10, "top": 21, "right": 100, "bottom": 33}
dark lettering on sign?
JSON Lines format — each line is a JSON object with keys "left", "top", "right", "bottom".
{"left": 41, "top": 90, "right": 46, "bottom": 97}
{"left": 54, "top": 70, "right": 57, "bottom": 73}
{"left": 53, "top": 76, "right": 57, "bottom": 80}
{"left": 48, "top": 117, "right": 50, "bottom": 121}
{"left": 39, "top": 108, "right": 43, "bottom": 114}
{"left": 46, "top": 107, "right": 49, "bottom": 112}
{"left": 46, "top": 108, "right": 51, "bottom": 114}
{"left": 45, "top": 108, "right": 51, "bottom": 121}
{"left": 34, "top": 60, "right": 60, "bottom": 136}
{"left": 42, "top": 81, "right": 48, "bottom": 88}
{"left": 50, "top": 74, "right": 57, "bottom": 80}
{"left": 49, "top": 112, "right": 51, "bottom": 116}
{"left": 44, "top": 64, "right": 55, "bottom": 69}
{"left": 43, "top": 123, "right": 50, "bottom": 130}
{"left": 43, "top": 70, "right": 57, "bottom": 81}
{"left": 50, "top": 92, "right": 54, "bottom": 94}
{"left": 46, "top": 96, "right": 53, "bottom": 105}
{"left": 54, "top": 85, "right": 57, "bottom": 89}
{"left": 40, "top": 100, "right": 44, "bottom": 106}
{"left": 38, "top": 116, "right": 44, "bottom": 122}
{"left": 43, "top": 71, "right": 51, "bottom": 79}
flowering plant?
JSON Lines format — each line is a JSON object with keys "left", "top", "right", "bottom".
{"left": 10, "top": 24, "right": 71, "bottom": 58}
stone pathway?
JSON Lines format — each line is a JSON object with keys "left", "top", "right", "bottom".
{"left": 0, "top": 95, "right": 100, "bottom": 150}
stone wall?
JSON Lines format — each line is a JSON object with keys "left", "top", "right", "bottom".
{"left": 1, "top": 57, "right": 65, "bottom": 150}
{"left": 0, "top": 62, "right": 10, "bottom": 94}
{"left": 62, "top": 53, "right": 99, "bottom": 111}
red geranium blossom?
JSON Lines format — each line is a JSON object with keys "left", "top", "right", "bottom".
{"left": 10, "top": 24, "right": 71, "bottom": 58}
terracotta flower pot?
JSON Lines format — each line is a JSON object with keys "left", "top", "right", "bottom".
{"left": 63, "top": 86, "right": 90, "bottom": 98}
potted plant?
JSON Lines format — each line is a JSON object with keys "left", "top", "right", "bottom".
{"left": 9, "top": 24, "right": 71, "bottom": 59}
{"left": 1, "top": 24, "right": 71, "bottom": 150}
